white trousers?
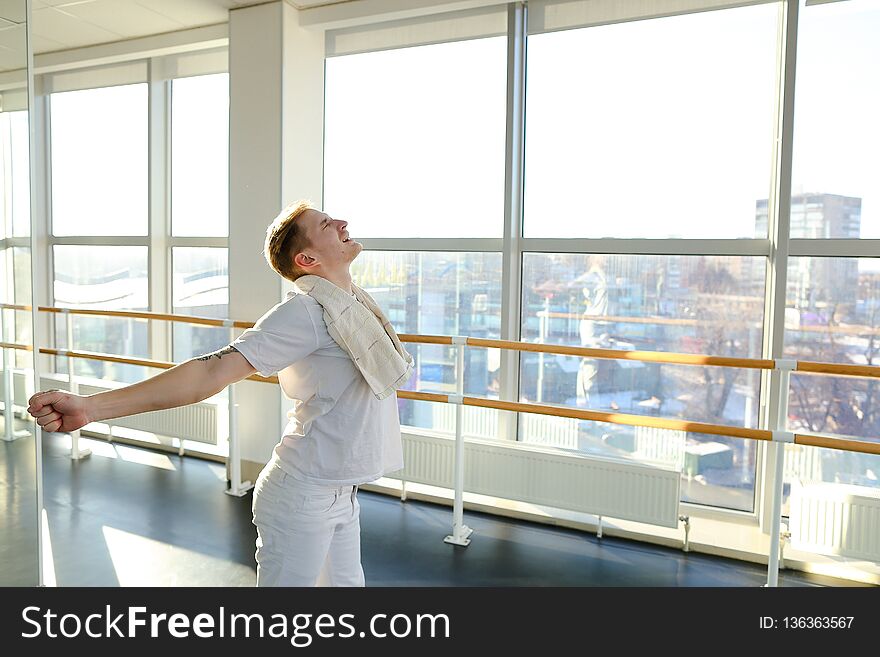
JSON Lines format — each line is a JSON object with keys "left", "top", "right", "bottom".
{"left": 251, "top": 460, "right": 366, "bottom": 587}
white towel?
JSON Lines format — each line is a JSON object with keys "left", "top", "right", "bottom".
{"left": 292, "top": 275, "right": 415, "bottom": 400}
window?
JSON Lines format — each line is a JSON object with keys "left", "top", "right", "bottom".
{"left": 172, "top": 247, "right": 229, "bottom": 362}
{"left": 324, "top": 37, "right": 507, "bottom": 238}
{"left": 324, "top": 3, "right": 784, "bottom": 516}
{"left": 0, "top": 111, "right": 30, "bottom": 238}
{"left": 171, "top": 73, "right": 229, "bottom": 237}
{"left": 350, "top": 251, "right": 505, "bottom": 436}
{"left": 50, "top": 84, "right": 148, "bottom": 236}
{"left": 53, "top": 245, "right": 149, "bottom": 384}
{"left": 783, "top": 256, "right": 880, "bottom": 501}
{"left": 780, "top": 0, "right": 880, "bottom": 513}
{"left": 0, "top": 110, "right": 32, "bottom": 367}
{"left": 522, "top": 253, "right": 765, "bottom": 511}
{"left": 523, "top": 4, "right": 778, "bottom": 239}
{"left": 790, "top": 0, "right": 880, "bottom": 238}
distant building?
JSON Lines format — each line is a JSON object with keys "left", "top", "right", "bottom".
{"left": 753, "top": 194, "right": 861, "bottom": 312}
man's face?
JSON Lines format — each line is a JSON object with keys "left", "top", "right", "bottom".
{"left": 292, "top": 209, "right": 362, "bottom": 273}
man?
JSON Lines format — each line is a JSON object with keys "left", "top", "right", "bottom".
{"left": 27, "top": 200, "right": 406, "bottom": 587}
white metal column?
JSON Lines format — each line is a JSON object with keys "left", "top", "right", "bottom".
{"left": 766, "top": 359, "right": 795, "bottom": 587}
{"left": 225, "top": 320, "right": 252, "bottom": 497}
{"left": 444, "top": 335, "right": 472, "bottom": 546}
{"left": 147, "top": 60, "right": 171, "bottom": 366}
{"left": 63, "top": 309, "right": 90, "bottom": 460}
{"left": 499, "top": 1, "right": 527, "bottom": 444}
{"left": 26, "top": 0, "right": 46, "bottom": 586}
{"left": 759, "top": 0, "right": 799, "bottom": 541}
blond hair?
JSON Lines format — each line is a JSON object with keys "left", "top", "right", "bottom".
{"left": 262, "top": 200, "right": 314, "bottom": 282}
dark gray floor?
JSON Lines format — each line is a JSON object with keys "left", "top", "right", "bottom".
{"left": 1, "top": 431, "right": 871, "bottom": 587}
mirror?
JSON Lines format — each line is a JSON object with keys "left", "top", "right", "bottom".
{"left": 0, "top": 0, "right": 38, "bottom": 586}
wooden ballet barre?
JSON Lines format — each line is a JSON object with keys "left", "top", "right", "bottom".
{"left": 461, "top": 395, "right": 772, "bottom": 442}
{"left": 397, "top": 334, "right": 453, "bottom": 345}
{"left": 396, "top": 390, "right": 452, "bottom": 404}
{"left": 38, "top": 306, "right": 254, "bottom": 330}
{"left": 402, "top": 391, "right": 880, "bottom": 455}
{"left": 0, "top": 340, "right": 33, "bottom": 351}
{"left": 37, "top": 347, "right": 277, "bottom": 384}
{"left": 538, "top": 309, "right": 880, "bottom": 336}
{"left": 794, "top": 360, "right": 880, "bottom": 379}
{"left": 7, "top": 341, "right": 877, "bottom": 456}
{"left": 795, "top": 434, "right": 880, "bottom": 456}
{"left": 466, "top": 336, "right": 776, "bottom": 370}
{"left": 21, "top": 305, "right": 880, "bottom": 377}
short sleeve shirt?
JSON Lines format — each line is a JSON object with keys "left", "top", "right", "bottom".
{"left": 231, "top": 291, "right": 403, "bottom": 485}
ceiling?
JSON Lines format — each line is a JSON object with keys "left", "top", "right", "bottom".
{"left": 30, "top": 0, "right": 357, "bottom": 54}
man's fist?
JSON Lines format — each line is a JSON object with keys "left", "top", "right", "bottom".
{"left": 27, "top": 389, "right": 93, "bottom": 434}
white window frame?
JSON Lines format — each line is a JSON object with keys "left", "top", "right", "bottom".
{"left": 32, "top": 45, "right": 229, "bottom": 372}
{"left": 321, "top": 0, "right": 825, "bottom": 528}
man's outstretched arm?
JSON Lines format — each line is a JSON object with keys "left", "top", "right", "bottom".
{"left": 27, "top": 345, "right": 257, "bottom": 434}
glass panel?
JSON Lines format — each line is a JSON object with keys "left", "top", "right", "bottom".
{"left": 50, "top": 84, "right": 148, "bottom": 236}
{"left": 522, "top": 253, "right": 766, "bottom": 512}
{"left": 791, "top": 0, "right": 880, "bottom": 238}
{"left": 783, "top": 256, "right": 880, "bottom": 510}
{"left": 523, "top": 4, "right": 777, "bottom": 239}
{"left": 324, "top": 37, "right": 506, "bottom": 238}
{"left": 0, "top": 111, "right": 30, "bottom": 238}
{"left": 350, "top": 251, "right": 506, "bottom": 436}
{"left": 171, "top": 74, "right": 229, "bottom": 237}
{"left": 171, "top": 247, "right": 229, "bottom": 362}
{"left": 0, "top": 0, "right": 38, "bottom": 586}
{"left": 52, "top": 245, "right": 149, "bottom": 385}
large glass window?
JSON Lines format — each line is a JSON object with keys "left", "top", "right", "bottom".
{"left": 523, "top": 4, "right": 778, "bottom": 239}
{"left": 0, "top": 110, "right": 31, "bottom": 367}
{"left": 781, "top": 0, "right": 880, "bottom": 514}
{"left": 522, "top": 253, "right": 765, "bottom": 512}
{"left": 172, "top": 247, "right": 229, "bottom": 362}
{"left": 790, "top": 0, "right": 880, "bottom": 238}
{"left": 53, "top": 245, "right": 149, "bottom": 384}
{"left": 50, "top": 84, "right": 148, "bottom": 236}
{"left": 0, "top": 111, "right": 30, "bottom": 238}
{"left": 782, "top": 256, "right": 880, "bottom": 505}
{"left": 324, "top": 37, "right": 507, "bottom": 238}
{"left": 171, "top": 74, "right": 229, "bottom": 237}
{"left": 350, "top": 251, "right": 506, "bottom": 437}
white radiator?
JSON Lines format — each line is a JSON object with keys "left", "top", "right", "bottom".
{"left": 520, "top": 413, "right": 580, "bottom": 450}
{"left": 431, "top": 402, "right": 498, "bottom": 439}
{"left": 3, "top": 371, "right": 222, "bottom": 446}
{"left": 784, "top": 443, "right": 824, "bottom": 483}
{"left": 393, "top": 433, "right": 682, "bottom": 528}
{"left": 789, "top": 481, "right": 880, "bottom": 562}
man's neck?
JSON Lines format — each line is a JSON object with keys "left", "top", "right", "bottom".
{"left": 315, "top": 269, "right": 353, "bottom": 295}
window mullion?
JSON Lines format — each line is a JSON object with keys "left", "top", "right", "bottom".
{"left": 758, "top": 0, "right": 799, "bottom": 532}
{"left": 500, "top": 2, "right": 527, "bottom": 443}
{"left": 148, "top": 62, "right": 170, "bottom": 363}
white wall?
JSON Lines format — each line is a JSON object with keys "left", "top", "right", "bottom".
{"left": 229, "top": 1, "right": 324, "bottom": 479}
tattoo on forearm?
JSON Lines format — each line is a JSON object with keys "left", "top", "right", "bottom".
{"left": 195, "top": 345, "right": 240, "bottom": 362}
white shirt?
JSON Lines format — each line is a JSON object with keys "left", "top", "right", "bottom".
{"left": 231, "top": 290, "right": 404, "bottom": 486}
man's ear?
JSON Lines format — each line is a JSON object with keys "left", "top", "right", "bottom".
{"left": 294, "top": 251, "right": 318, "bottom": 270}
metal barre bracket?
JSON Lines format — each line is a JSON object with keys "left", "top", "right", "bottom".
{"left": 774, "top": 358, "right": 797, "bottom": 372}
{"left": 451, "top": 336, "right": 468, "bottom": 346}
{"left": 447, "top": 394, "right": 463, "bottom": 405}
{"left": 771, "top": 430, "right": 795, "bottom": 443}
